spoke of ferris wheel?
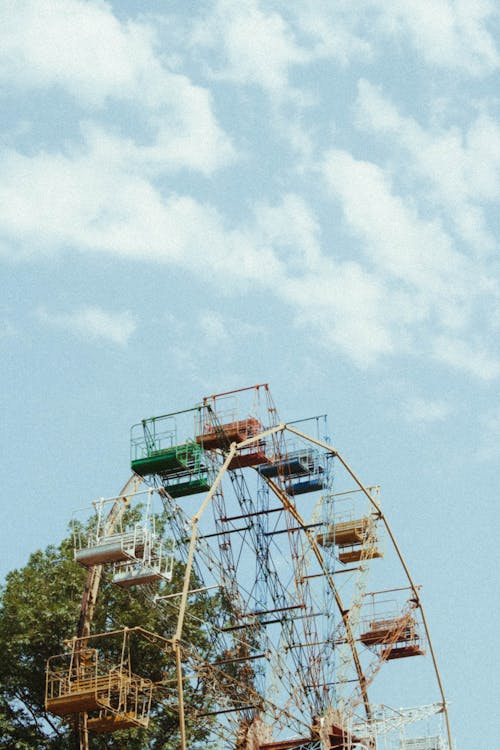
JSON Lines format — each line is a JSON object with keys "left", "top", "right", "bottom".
{"left": 182, "top": 645, "right": 310, "bottom": 736}
{"left": 219, "top": 473, "right": 324, "bottom": 695}
{"left": 137, "top": 577, "right": 254, "bottom": 670}
{"left": 158, "top": 490, "right": 260, "bottom": 611}
{"left": 154, "top": 593, "right": 267, "bottom": 660}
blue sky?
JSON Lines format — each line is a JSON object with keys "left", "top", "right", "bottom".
{"left": 1, "top": 0, "right": 499, "bottom": 746}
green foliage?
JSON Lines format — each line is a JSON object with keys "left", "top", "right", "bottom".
{"left": 0, "top": 537, "right": 84, "bottom": 748}
{"left": 0, "top": 530, "right": 215, "bottom": 749}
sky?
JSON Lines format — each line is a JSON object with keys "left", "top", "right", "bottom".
{"left": 0, "top": 0, "right": 499, "bottom": 746}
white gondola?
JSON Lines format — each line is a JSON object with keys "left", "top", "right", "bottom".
{"left": 74, "top": 526, "right": 149, "bottom": 567}
{"left": 72, "top": 490, "right": 175, "bottom": 588}
{"left": 112, "top": 538, "right": 174, "bottom": 588}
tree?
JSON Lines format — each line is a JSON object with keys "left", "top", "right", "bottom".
{"left": 0, "top": 531, "right": 216, "bottom": 749}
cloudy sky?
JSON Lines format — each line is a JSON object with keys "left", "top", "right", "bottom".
{"left": 1, "top": 0, "right": 499, "bottom": 745}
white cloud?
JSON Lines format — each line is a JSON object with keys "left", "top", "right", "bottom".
{"left": 322, "top": 148, "right": 475, "bottom": 310}
{"left": 432, "top": 335, "right": 500, "bottom": 380}
{"left": 191, "top": 0, "right": 374, "bottom": 103}
{"left": 268, "top": 0, "right": 499, "bottom": 76}
{"left": 355, "top": 79, "right": 500, "bottom": 252}
{"left": 0, "top": 138, "right": 287, "bottom": 302}
{"left": 252, "top": 193, "right": 398, "bottom": 365}
{"left": 81, "top": 86, "right": 235, "bottom": 177}
{"left": 186, "top": 0, "right": 498, "bottom": 108}
{"left": 288, "top": 2, "right": 373, "bottom": 66}
{"left": 1, "top": 0, "right": 139, "bottom": 106}
{"left": 280, "top": 262, "right": 394, "bottom": 366}
{"left": 204, "top": 0, "right": 499, "bottom": 81}
{"left": 368, "top": 0, "right": 499, "bottom": 75}
{"left": 192, "top": 0, "right": 309, "bottom": 96}
{"left": 37, "top": 306, "right": 136, "bottom": 346}
{"left": 0, "top": 0, "right": 234, "bottom": 175}
{"left": 404, "top": 397, "right": 452, "bottom": 423}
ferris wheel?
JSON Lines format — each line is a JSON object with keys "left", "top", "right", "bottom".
{"left": 45, "top": 384, "right": 453, "bottom": 750}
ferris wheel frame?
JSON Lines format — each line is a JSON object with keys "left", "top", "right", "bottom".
{"left": 74, "top": 407, "right": 452, "bottom": 750}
